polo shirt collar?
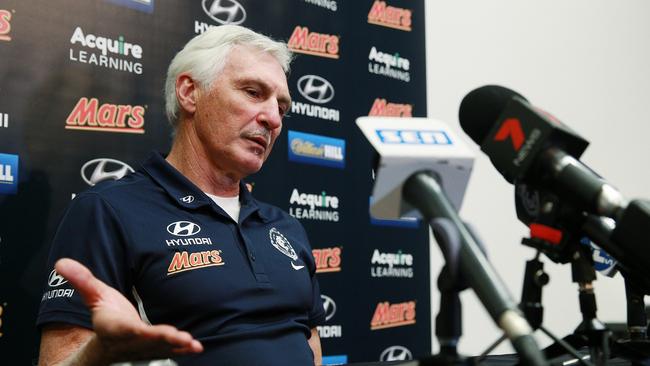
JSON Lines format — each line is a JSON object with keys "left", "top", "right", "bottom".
{"left": 140, "top": 152, "right": 269, "bottom": 222}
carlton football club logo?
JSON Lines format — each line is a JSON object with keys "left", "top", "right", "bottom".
{"left": 202, "top": 0, "right": 246, "bottom": 25}
{"left": 269, "top": 228, "right": 305, "bottom": 270}
{"left": 81, "top": 158, "right": 134, "bottom": 186}
{"left": 380, "top": 346, "right": 413, "bottom": 361}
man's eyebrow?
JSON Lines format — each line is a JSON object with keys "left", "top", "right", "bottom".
{"left": 236, "top": 77, "right": 291, "bottom": 105}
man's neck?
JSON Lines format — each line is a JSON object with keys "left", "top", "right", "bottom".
{"left": 166, "top": 127, "right": 241, "bottom": 197}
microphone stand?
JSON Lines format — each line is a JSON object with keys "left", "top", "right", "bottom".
{"left": 476, "top": 252, "right": 595, "bottom": 366}
{"left": 402, "top": 171, "right": 547, "bottom": 366}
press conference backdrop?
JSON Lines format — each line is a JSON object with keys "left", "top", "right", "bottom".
{"left": 0, "top": 0, "right": 430, "bottom": 364}
{"left": 425, "top": 0, "right": 650, "bottom": 356}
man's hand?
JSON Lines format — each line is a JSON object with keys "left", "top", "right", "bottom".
{"left": 50, "top": 258, "right": 203, "bottom": 365}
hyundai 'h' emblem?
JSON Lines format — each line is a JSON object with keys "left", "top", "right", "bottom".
{"left": 297, "top": 75, "right": 335, "bottom": 104}
{"left": 81, "top": 158, "right": 134, "bottom": 186}
{"left": 202, "top": 0, "right": 246, "bottom": 25}
{"left": 166, "top": 221, "right": 201, "bottom": 237}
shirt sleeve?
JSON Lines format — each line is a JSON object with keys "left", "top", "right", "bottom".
{"left": 37, "top": 192, "right": 133, "bottom": 330}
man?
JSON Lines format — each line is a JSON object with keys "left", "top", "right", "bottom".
{"left": 37, "top": 25, "right": 325, "bottom": 365}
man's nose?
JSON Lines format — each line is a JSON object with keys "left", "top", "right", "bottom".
{"left": 257, "top": 100, "right": 283, "bottom": 130}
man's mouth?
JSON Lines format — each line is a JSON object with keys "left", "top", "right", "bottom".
{"left": 248, "top": 136, "right": 268, "bottom": 149}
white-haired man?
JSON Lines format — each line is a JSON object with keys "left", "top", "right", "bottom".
{"left": 37, "top": 25, "right": 325, "bottom": 365}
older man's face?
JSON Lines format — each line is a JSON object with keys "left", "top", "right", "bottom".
{"left": 193, "top": 45, "right": 291, "bottom": 178}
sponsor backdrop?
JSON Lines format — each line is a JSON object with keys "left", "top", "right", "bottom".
{"left": 0, "top": 0, "right": 429, "bottom": 364}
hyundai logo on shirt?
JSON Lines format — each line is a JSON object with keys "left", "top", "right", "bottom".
{"left": 0, "top": 153, "right": 18, "bottom": 194}
{"left": 288, "top": 130, "right": 345, "bottom": 169}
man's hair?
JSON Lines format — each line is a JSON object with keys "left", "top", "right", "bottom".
{"left": 164, "top": 25, "right": 292, "bottom": 127}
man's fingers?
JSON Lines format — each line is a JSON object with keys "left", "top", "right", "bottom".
{"left": 141, "top": 325, "right": 203, "bottom": 353}
{"left": 55, "top": 258, "right": 106, "bottom": 306}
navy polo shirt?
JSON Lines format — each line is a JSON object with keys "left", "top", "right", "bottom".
{"left": 37, "top": 152, "right": 326, "bottom": 365}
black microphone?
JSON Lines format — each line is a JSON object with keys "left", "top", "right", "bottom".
{"left": 459, "top": 85, "right": 627, "bottom": 220}
{"left": 459, "top": 85, "right": 650, "bottom": 291}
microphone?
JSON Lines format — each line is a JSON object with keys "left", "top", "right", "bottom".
{"left": 356, "top": 116, "right": 547, "bottom": 366}
{"left": 459, "top": 85, "right": 627, "bottom": 220}
{"left": 460, "top": 85, "right": 650, "bottom": 290}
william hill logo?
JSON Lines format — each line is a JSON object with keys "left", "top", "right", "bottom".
{"left": 370, "top": 300, "right": 416, "bottom": 330}
{"left": 0, "top": 9, "right": 12, "bottom": 42}
{"left": 167, "top": 250, "right": 224, "bottom": 275}
{"left": 66, "top": 97, "right": 145, "bottom": 134}
{"left": 369, "top": 98, "right": 412, "bottom": 117}
{"left": 288, "top": 26, "right": 339, "bottom": 59}
{"left": 313, "top": 247, "right": 342, "bottom": 273}
{"left": 367, "top": 0, "right": 412, "bottom": 31}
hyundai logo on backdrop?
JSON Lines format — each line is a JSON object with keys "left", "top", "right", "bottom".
{"left": 0, "top": 153, "right": 18, "bottom": 195}
{"left": 81, "top": 158, "right": 134, "bottom": 186}
{"left": 297, "top": 75, "right": 334, "bottom": 104}
{"left": 380, "top": 346, "right": 413, "bottom": 361}
{"left": 202, "top": 0, "right": 246, "bottom": 25}
{"left": 318, "top": 294, "right": 342, "bottom": 338}
{"left": 293, "top": 75, "right": 340, "bottom": 122}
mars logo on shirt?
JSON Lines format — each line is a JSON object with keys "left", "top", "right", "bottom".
{"left": 167, "top": 250, "right": 224, "bottom": 275}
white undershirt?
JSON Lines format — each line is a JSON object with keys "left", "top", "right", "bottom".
{"left": 206, "top": 193, "right": 241, "bottom": 223}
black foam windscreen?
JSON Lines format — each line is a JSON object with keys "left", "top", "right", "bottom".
{"left": 458, "top": 85, "right": 527, "bottom": 145}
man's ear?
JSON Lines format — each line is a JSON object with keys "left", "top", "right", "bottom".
{"left": 176, "top": 74, "right": 198, "bottom": 115}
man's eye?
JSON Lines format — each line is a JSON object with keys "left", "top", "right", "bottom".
{"left": 246, "top": 89, "right": 259, "bottom": 97}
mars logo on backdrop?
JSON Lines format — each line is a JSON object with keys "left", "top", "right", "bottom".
{"left": 66, "top": 97, "right": 145, "bottom": 134}
{"left": 288, "top": 26, "right": 339, "bottom": 59}
{"left": 367, "top": 0, "right": 412, "bottom": 31}
{"left": 0, "top": 9, "right": 13, "bottom": 42}
{"left": 369, "top": 98, "right": 412, "bottom": 117}
{"left": 370, "top": 300, "right": 416, "bottom": 330}
{"left": 312, "top": 247, "right": 342, "bottom": 273}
